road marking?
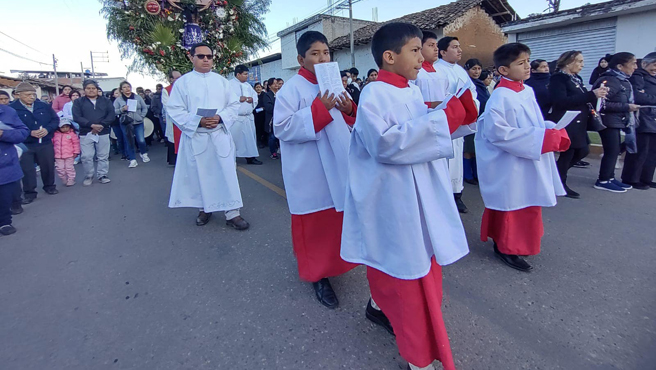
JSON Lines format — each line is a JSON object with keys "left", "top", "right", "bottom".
{"left": 237, "top": 166, "right": 287, "bottom": 199}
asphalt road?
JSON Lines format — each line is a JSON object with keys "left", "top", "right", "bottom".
{"left": 1, "top": 145, "right": 655, "bottom": 370}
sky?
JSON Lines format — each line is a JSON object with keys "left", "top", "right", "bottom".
{"left": 0, "top": 0, "right": 606, "bottom": 89}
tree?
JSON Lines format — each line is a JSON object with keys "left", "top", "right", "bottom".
{"left": 100, "top": 0, "right": 271, "bottom": 76}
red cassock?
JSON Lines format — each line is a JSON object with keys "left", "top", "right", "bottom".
{"left": 165, "top": 84, "right": 183, "bottom": 154}
{"left": 367, "top": 257, "right": 455, "bottom": 370}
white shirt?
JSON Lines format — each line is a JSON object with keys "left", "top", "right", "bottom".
{"left": 340, "top": 80, "right": 469, "bottom": 279}
{"left": 273, "top": 74, "right": 352, "bottom": 214}
{"left": 229, "top": 78, "right": 258, "bottom": 116}
{"left": 474, "top": 85, "right": 565, "bottom": 211}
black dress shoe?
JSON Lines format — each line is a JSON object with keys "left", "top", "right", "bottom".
{"left": 494, "top": 243, "right": 532, "bottom": 272}
{"left": 564, "top": 186, "right": 580, "bottom": 199}
{"left": 648, "top": 182, "right": 656, "bottom": 189}
{"left": 246, "top": 158, "right": 263, "bottom": 165}
{"left": 312, "top": 278, "right": 338, "bottom": 309}
{"left": 572, "top": 160, "right": 590, "bottom": 168}
{"left": 454, "top": 195, "right": 468, "bottom": 214}
{"left": 624, "top": 182, "right": 650, "bottom": 190}
{"left": 226, "top": 216, "right": 250, "bottom": 230}
{"left": 196, "top": 211, "right": 212, "bottom": 226}
{"left": 45, "top": 188, "right": 59, "bottom": 195}
{"left": 366, "top": 299, "right": 394, "bottom": 336}
{"left": 0, "top": 225, "right": 17, "bottom": 236}
{"left": 10, "top": 204, "right": 23, "bottom": 215}
{"left": 22, "top": 198, "right": 35, "bottom": 205}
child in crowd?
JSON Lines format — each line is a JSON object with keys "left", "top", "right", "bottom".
{"left": 53, "top": 120, "right": 80, "bottom": 187}
{"left": 340, "top": 22, "right": 474, "bottom": 370}
{"left": 475, "top": 43, "right": 571, "bottom": 272}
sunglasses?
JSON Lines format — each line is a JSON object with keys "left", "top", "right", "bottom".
{"left": 195, "top": 54, "right": 214, "bottom": 60}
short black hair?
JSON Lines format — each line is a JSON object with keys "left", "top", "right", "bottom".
{"left": 296, "top": 31, "right": 329, "bottom": 57}
{"left": 349, "top": 67, "right": 359, "bottom": 76}
{"left": 493, "top": 43, "right": 531, "bottom": 69}
{"left": 608, "top": 52, "right": 635, "bottom": 69}
{"left": 266, "top": 77, "right": 276, "bottom": 91}
{"left": 340, "top": 71, "right": 348, "bottom": 78}
{"left": 83, "top": 79, "right": 100, "bottom": 90}
{"left": 254, "top": 82, "right": 262, "bottom": 88}
{"left": 479, "top": 70, "right": 491, "bottom": 81}
{"left": 371, "top": 22, "right": 423, "bottom": 68}
{"left": 190, "top": 42, "right": 212, "bottom": 56}
{"left": 437, "top": 36, "right": 458, "bottom": 59}
{"left": 156, "top": 83, "right": 163, "bottom": 88}
{"left": 422, "top": 31, "right": 438, "bottom": 45}
{"left": 464, "top": 58, "right": 482, "bottom": 71}
{"left": 530, "top": 59, "right": 547, "bottom": 71}
{"left": 0, "top": 90, "right": 9, "bottom": 98}
{"left": 234, "top": 64, "right": 249, "bottom": 75}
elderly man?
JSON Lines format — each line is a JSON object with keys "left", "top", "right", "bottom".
{"left": 10, "top": 82, "right": 59, "bottom": 202}
{"left": 0, "top": 103, "right": 29, "bottom": 235}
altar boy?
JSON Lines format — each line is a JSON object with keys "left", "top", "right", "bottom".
{"left": 475, "top": 43, "right": 571, "bottom": 272}
{"left": 273, "top": 31, "right": 357, "bottom": 309}
{"left": 341, "top": 23, "right": 474, "bottom": 370}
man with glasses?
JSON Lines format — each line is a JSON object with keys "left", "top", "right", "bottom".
{"left": 166, "top": 42, "right": 250, "bottom": 230}
{"left": 10, "top": 82, "right": 60, "bottom": 203}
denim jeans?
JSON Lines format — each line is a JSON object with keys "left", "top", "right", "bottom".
{"left": 121, "top": 123, "right": 148, "bottom": 160}
{"left": 112, "top": 126, "right": 127, "bottom": 157}
{"left": 268, "top": 132, "right": 279, "bottom": 155}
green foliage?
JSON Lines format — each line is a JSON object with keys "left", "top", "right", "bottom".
{"left": 100, "top": 0, "right": 270, "bottom": 76}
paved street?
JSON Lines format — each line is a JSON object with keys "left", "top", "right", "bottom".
{"left": 1, "top": 144, "right": 655, "bottom": 370}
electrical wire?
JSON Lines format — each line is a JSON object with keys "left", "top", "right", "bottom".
{"left": 0, "top": 48, "right": 50, "bottom": 66}
{"left": 0, "top": 30, "right": 48, "bottom": 56}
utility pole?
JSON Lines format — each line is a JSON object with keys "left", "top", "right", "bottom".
{"left": 90, "top": 51, "right": 109, "bottom": 79}
{"left": 52, "top": 54, "right": 59, "bottom": 95}
{"left": 349, "top": 0, "right": 354, "bottom": 68}
{"left": 90, "top": 51, "right": 95, "bottom": 78}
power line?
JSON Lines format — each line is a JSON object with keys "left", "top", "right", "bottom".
{"left": 0, "top": 47, "right": 50, "bottom": 66}
{"left": 0, "top": 30, "right": 48, "bottom": 56}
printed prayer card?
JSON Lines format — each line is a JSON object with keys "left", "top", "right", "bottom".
{"left": 314, "top": 62, "right": 346, "bottom": 97}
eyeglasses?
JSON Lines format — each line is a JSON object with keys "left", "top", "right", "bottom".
{"left": 195, "top": 54, "right": 214, "bottom": 60}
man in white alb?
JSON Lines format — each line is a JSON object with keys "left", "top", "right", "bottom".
{"left": 228, "top": 64, "right": 262, "bottom": 165}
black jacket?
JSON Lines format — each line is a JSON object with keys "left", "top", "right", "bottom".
{"left": 589, "top": 67, "right": 608, "bottom": 85}
{"left": 263, "top": 90, "right": 276, "bottom": 133}
{"left": 594, "top": 71, "right": 634, "bottom": 130}
{"left": 346, "top": 83, "right": 360, "bottom": 105}
{"left": 630, "top": 68, "right": 656, "bottom": 133}
{"left": 525, "top": 72, "right": 551, "bottom": 118}
{"left": 548, "top": 72, "right": 596, "bottom": 148}
{"left": 472, "top": 78, "right": 490, "bottom": 115}
{"left": 10, "top": 99, "right": 59, "bottom": 145}
{"left": 72, "top": 96, "right": 115, "bottom": 135}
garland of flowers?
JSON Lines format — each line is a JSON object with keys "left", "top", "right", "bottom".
{"left": 101, "top": 0, "right": 270, "bottom": 75}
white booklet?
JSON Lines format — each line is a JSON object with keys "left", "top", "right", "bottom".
{"left": 196, "top": 108, "right": 218, "bottom": 118}
{"left": 126, "top": 99, "right": 138, "bottom": 112}
{"left": 314, "top": 62, "right": 346, "bottom": 97}
{"left": 554, "top": 110, "right": 580, "bottom": 130}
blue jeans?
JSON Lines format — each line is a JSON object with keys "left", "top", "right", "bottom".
{"left": 112, "top": 126, "right": 127, "bottom": 157}
{"left": 121, "top": 123, "right": 148, "bottom": 160}
{"left": 268, "top": 132, "right": 279, "bottom": 155}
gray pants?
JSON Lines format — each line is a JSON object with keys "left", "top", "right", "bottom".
{"left": 80, "top": 134, "right": 110, "bottom": 179}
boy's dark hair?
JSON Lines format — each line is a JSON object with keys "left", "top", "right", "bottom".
{"left": 340, "top": 71, "right": 348, "bottom": 78}
{"left": 530, "top": 59, "right": 547, "bottom": 71}
{"left": 479, "top": 70, "right": 491, "bottom": 80}
{"left": 437, "top": 36, "right": 458, "bottom": 59}
{"left": 234, "top": 64, "right": 249, "bottom": 75}
{"left": 349, "top": 67, "right": 359, "bottom": 76}
{"left": 493, "top": 43, "right": 531, "bottom": 69}
{"left": 296, "top": 31, "right": 329, "bottom": 57}
{"left": 371, "top": 22, "right": 423, "bottom": 68}
{"left": 608, "top": 52, "right": 635, "bottom": 69}
{"left": 0, "top": 90, "right": 9, "bottom": 98}
{"left": 464, "top": 58, "right": 482, "bottom": 71}
{"left": 190, "top": 42, "right": 212, "bottom": 56}
{"left": 421, "top": 31, "right": 438, "bottom": 45}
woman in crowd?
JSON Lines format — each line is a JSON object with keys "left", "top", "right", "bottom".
{"left": 525, "top": 59, "right": 552, "bottom": 118}
{"left": 109, "top": 88, "right": 127, "bottom": 160}
{"left": 263, "top": 77, "right": 279, "bottom": 159}
{"left": 589, "top": 56, "right": 610, "bottom": 85}
{"left": 51, "top": 85, "right": 72, "bottom": 113}
{"left": 594, "top": 52, "right": 640, "bottom": 193}
{"left": 253, "top": 82, "right": 267, "bottom": 149}
{"left": 114, "top": 81, "right": 149, "bottom": 168}
{"left": 364, "top": 68, "right": 378, "bottom": 86}
{"left": 463, "top": 59, "right": 486, "bottom": 185}
{"left": 549, "top": 51, "right": 609, "bottom": 198}
{"left": 623, "top": 52, "right": 656, "bottom": 189}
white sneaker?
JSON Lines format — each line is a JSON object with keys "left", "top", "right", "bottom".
{"left": 129, "top": 160, "right": 138, "bottom": 168}
{"left": 140, "top": 153, "right": 150, "bottom": 163}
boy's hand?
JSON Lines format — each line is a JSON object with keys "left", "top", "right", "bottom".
{"left": 318, "top": 91, "right": 337, "bottom": 111}
{"left": 335, "top": 92, "right": 353, "bottom": 116}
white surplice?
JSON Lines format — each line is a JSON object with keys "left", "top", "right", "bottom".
{"left": 166, "top": 70, "right": 243, "bottom": 212}
{"left": 429, "top": 59, "right": 480, "bottom": 193}
{"left": 273, "top": 74, "right": 352, "bottom": 214}
{"left": 475, "top": 85, "right": 565, "bottom": 211}
{"left": 340, "top": 80, "right": 469, "bottom": 279}
{"left": 161, "top": 87, "right": 176, "bottom": 143}
{"left": 228, "top": 78, "right": 259, "bottom": 158}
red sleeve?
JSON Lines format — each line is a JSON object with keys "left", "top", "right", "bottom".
{"left": 557, "top": 129, "right": 571, "bottom": 152}
{"left": 341, "top": 100, "right": 357, "bottom": 126}
{"left": 425, "top": 102, "right": 432, "bottom": 108}
{"left": 458, "top": 89, "right": 479, "bottom": 125}
{"left": 541, "top": 129, "right": 561, "bottom": 154}
{"left": 311, "top": 97, "right": 334, "bottom": 133}
{"left": 443, "top": 97, "right": 466, "bottom": 134}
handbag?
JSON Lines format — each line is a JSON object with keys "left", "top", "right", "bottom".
{"left": 119, "top": 112, "right": 134, "bottom": 126}
{"left": 586, "top": 103, "right": 606, "bottom": 131}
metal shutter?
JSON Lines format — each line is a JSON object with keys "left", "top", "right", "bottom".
{"left": 517, "top": 18, "right": 617, "bottom": 86}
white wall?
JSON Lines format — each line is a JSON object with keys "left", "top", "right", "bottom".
{"left": 616, "top": 11, "right": 656, "bottom": 58}
{"left": 259, "top": 58, "right": 297, "bottom": 82}
{"left": 280, "top": 21, "right": 324, "bottom": 70}
{"left": 332, "top": 44, "right": 378, "bottom": 78}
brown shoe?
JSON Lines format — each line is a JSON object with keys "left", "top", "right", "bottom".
{"left": 226, "top": 216, "right": 249, "bottom": 230}
{"left": 196, "top": 211, "right": 212, "bottom": 226}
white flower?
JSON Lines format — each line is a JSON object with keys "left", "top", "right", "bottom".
{"left": 229, "top": 9, "right": 235, "bottom": 15}
{"left": 167, "top": 16, "right": 174, "bottom": 21}
{"left": 215, "top": 8, "right": 226, "bottom": 18}
{"left": 155, "top": 42, "right": 161, "bottom": 45}
{"left": 179, "top": 29, "right": 184, "bottom": 33}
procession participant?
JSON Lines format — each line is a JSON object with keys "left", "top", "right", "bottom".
{"left": 229, "top": 65, "right": 262, "bottom": 165}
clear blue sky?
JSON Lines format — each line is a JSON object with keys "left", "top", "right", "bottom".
{"left": 0, "top": 0, "right": 605, "bottom": 88}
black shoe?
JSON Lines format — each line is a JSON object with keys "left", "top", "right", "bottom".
{"left": 648, "top": 182, "right": 656, "bottom": 189}
{"left": 312, "top": 278, "right": 338, "bottom": 309}
{"left": 196, "top": 211, "right": 212, "bottom": 226}
{"left": 226, "top": 216, "right": 250, "bottom": 230}
{"left": 0, "top": 225, "right": 17, "bottom": 236}
{"left": 464, "top": 178, "right": 479, "bottom": 186}
{"left": 10, "top": 204, "right": 23, "bottom": 215}
{"left": 366, "top": 299, "right": 394, "bottom": 336}
{"left": 564, "top": 186, "right": 580, "bottom": 199}
{"left": 22, "top": 198, "right": 35, "bottom": 205}
{"left": 246, "top": 158, "right": 263, "bottom": 165}
{"left": 624, "top": 182, "right": 650, "bottom": 190}
{"left": 494, "top": 243, "right": 532, "bottom": 272}
{"left": 572, "top": 160, "right": 591, "bottom": 168}
{"left": 454, "top": 195, "right": 468, "bottom": 214}
{"left": 45, "top": 188, "right": 59, "bottom": 195}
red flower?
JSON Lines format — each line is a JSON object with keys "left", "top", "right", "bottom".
{"left": 129, "top": 26, "right": 135, "bottom": 31}
{"left": 160, "top": 50, "right": 165, "bottom": 56}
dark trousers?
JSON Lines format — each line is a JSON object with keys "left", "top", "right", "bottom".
{"left": 255, "top": 116, "right": 266, "bottom": 147}
{"left": 557, "top": 146, "right": 590, "bottom": 186}
{"left": 622, "top": 132, "right": 656, "bottom": 184}
{"left": 0, "top": 181, "right": 16, "bottom": 227}
{"left": 11, "top": 180, "right": 22, "bottom": 208}
{"left": 20, "top": 142, "right": 56, "bottom": 199}
{"left": 268, "top": 132, "right": 279, "bottom": 155}
{"left": 598, "top": 128, "right": 622, "bottom": 181}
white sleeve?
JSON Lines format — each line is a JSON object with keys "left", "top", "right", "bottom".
{"left": 482, "top": 101, "right": 544, "bottom": 160}
{"left": 219, "top": 85, "right": 240, "bottom": 131}
{"left": 273, "top": 89, "right": 319, "bottom": 144}
{"left": 166, "top": 80, "right": 201, "bottom": 138}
